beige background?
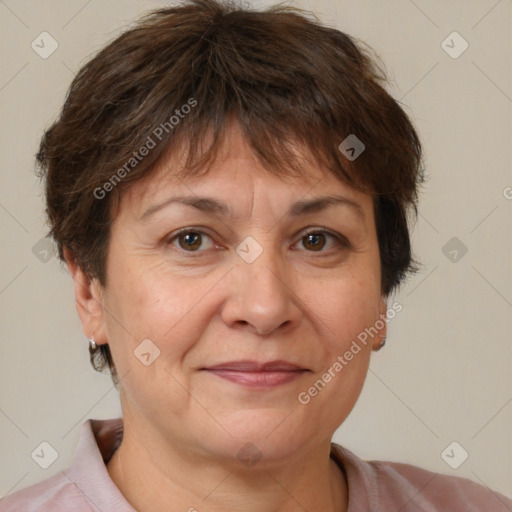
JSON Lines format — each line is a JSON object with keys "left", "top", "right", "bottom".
{"left": 1, "top": 0, "right": 511, "bottom": 502}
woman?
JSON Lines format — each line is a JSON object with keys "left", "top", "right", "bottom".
{"left": 1, "top": 0, "right": 510, "bottom": 510}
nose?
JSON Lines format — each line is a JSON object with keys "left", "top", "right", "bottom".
{"left": 220, "top": 245, "right": 302, "bottom": 336}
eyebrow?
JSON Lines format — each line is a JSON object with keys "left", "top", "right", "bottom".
{"left": 138, "top": 194, "right": 366, "bottom": 223}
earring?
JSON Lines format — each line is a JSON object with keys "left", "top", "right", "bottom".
{"left": 376, "top": 337, "right": 386, "bottom": 351}
{"left": 88, "top": 335, "right": 97, "bottom": 351}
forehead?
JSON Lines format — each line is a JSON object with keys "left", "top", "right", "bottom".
{"left": 117, "top": 124, "right": 373, "bottom": 223}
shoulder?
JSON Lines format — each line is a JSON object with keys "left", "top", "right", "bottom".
{"left": 372, "top": 458, "right": 511, "bottom": 511}
{"left": 331, "top": 443, "right": 512, "bottom": 511}
{"left": 0, "top": 472, "right": 94, "bottom": 512}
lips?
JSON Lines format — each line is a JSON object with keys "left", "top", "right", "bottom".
{"left": 205, "top": 360, "right": 306, "bottom": 372}
{"left": 202, "top": 360, "right": 309, "bottom": 388}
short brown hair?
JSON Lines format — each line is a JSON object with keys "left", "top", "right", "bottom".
{"left": 36, "top": 0, "right": 424, "bottom": 383}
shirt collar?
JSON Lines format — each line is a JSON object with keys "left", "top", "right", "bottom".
{"left": 66, "top": 418, "right": 370, "bottom": 512}
{"left": 65, "top": 418, "right": 135, "bottom": 511}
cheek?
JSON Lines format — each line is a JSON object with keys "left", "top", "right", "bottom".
{"left": 102, "top": 266, "right": 210, "bottom": 414}
{"left": 303, "top": 268, "right": 381, "bottom": 348}
{"left": 103, "top": 259, "right": 217, "bottom": 366}
{"left": 294, "top": 275, "right": 379, "bottom": 428}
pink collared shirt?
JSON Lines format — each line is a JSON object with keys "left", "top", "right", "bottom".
{"left": 1, "top": 418, "right": 510, "bottom": 511}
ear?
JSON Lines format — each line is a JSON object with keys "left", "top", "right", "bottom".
{"left": 63, "top": 246, "right": 108, "bottom": 345}
{"left": 372, "top": 297, "right": 388, "bottom": 351}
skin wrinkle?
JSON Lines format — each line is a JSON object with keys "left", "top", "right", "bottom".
{"left": 29, "top": 2, "right": 430, "bottom": 507}
{"left": 66, "top": 124, "right": 387, "bottom": 512}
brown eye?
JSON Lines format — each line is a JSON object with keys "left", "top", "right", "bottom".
{"left": 302, "top": 232, "right": 327, "bottom": 251}
{"left": 168, "top": 229, "right": 215, "bottom": 252}
{"left": 296, "top": 228, "right": 349, "bottom": 253}
{"left": 178, "top": 232, "right": 202, "bottom": 251}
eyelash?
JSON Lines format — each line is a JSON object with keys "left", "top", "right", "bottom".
{"left": 166, "top": 227, "right": 350, "bottom": 256}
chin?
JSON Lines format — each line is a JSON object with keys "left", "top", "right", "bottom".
{"left": 197, "top": 408, "right": 317, "bottom": 468}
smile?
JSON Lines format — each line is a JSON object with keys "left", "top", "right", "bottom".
{"left": 202, "top": 360, "right": 310, "bottom": 388}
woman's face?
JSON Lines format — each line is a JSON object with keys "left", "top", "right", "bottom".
{"left": 79, "top": 125, "right": 387, "bottom": 465}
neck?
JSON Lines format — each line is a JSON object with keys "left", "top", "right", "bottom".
{"left": 107, "top": 425, "right": 348, "bottom": 512}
